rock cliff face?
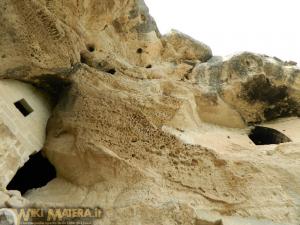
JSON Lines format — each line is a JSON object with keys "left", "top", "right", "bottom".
{"left": 0, "top": 0, "right": 300, "bottom": 225}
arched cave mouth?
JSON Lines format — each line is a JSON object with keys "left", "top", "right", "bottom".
{"left": 7, "top": 151, "right": 56, "bottom": 195}
{"left": 248, "top": 126, "right": 291, "bottom": 145}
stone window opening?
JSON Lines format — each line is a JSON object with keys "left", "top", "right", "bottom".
{"left": 14, "top": 98, "right": 33, "bottom": 117}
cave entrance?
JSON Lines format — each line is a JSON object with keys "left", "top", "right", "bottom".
{"left": 248, "top": 126, "right": 291, "bottom": 145}
{"left": 7, "top": 151, "right": 56, "bottom": 195}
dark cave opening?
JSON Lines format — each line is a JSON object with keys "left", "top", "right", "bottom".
{"left": 86, "top": 43, "right": 95, "bottom": 52}
{"left": 136, "top": 48, "right": 143, "bottom": 54}
{"left": 6, "top": 151, "right": 56, "bottom": 195}
{"left": 248, "top": 126, "right": 291, "bottom": 145}
{"left": 106, "top": 68, "right": 116, "bottom": 75}
{"left": 80, "top": 52, "right": 88, "bottom": 64}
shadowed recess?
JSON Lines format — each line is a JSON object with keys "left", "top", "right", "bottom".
{"left": 248, "top": 126, "right": 291, "bottom": 145}
{"left": 7, "top": 151, "right": 56, "bottom": 195}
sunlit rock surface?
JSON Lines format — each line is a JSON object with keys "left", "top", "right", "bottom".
{"left": 0, "top": 0, "right": 300, "bottom": 224}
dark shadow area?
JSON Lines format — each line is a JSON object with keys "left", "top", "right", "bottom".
{"left": 248, "top": 126, "right": 291, "bottom": 145}
{"left": 80, "top": 52, "right": 88, "bottom": 64}
{"left": 86, "top": 43, "right": 95, "bottom": 52}
{"left": 136, "top": 48, "right": 143, "bottom": 54}
{"left": 33, "top": 74, "right": 73, "bottom": 106}
{"left": 7, "top": 151, "right": 56, "bottom": 195}
{"left": 106, "top": 68, "right": 116, "bottom": 75}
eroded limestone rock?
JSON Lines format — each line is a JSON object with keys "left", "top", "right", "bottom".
{"left": 0, "top": 0, "right": 299, "bottom": 225}
{"left": 162, "top": 29, "right": 213, "bottom": 63}
{"left": 190, "top": 52, "right": 300, "bottom": 124}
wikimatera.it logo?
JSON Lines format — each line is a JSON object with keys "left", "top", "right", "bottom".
{"left": 0, "top": 207, "right": 103, "bottom": 225}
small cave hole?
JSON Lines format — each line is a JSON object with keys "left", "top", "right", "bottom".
{"left": 86, "top": 44, "right": 95, "bottom": 52}
{"left": 248, "top": 126, "right": 291, "bottom": 145}
{"left": 106, "top": 68, "right": 116, "bottom": 75}
{"left": 7, "top": 151, "right": 56, "bottom": 195}
{"left": 80, "top": 52, "right": 87, "bottom": 64}
{"left": 14, "top": 99, "right": 33, "bottom": 117}
{"left": 145, "top": 64, "right": 152, "bottom": 69}
{"left": 136, "top": 48, "right": 143, "bottom": 54}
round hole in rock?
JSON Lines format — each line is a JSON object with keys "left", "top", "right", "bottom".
{"left": 106, "top": 68, "right": 116, "bottom": 75}
{"left": 6, "top": 151, "right": 56, "bottom": 195}
{"left": 86, "top": 44, "right": 95, "bottom": 52}
{"left": 136, "top": 48, "right": 143, "bottom": 54}
{"left": 248, "top": 126, "right": 291, "bottom": 145}
{"left": 145, "top": 64, "right": 152, "bottom": 69}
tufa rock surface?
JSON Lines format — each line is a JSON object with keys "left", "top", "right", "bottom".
{"left": 0, "top": 0, "right": 300, "bottom": 225}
